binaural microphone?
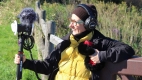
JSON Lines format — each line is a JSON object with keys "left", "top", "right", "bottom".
{"left": 11, "top": 7, "right": 36, "bottom": 35}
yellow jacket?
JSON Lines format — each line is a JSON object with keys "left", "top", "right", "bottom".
{"left": 55, "top": 32, "right": 93, "bottom": 80}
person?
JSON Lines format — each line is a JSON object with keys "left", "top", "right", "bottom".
{"left": 14, "top": 4, "right": 135, "bottom": 80}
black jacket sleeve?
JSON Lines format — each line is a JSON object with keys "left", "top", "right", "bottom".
{"left": 23, "top": 43, "right": 61, "bottom": 75}
{"left": 96, "top": 37, "right": 135, "bottom": 63}
{"left": 22, "top": 40, "right": 70, "bottom": 75}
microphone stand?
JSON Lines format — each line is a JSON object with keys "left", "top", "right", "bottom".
{"left": 16, "top": 33, "right": 25, "bottom": 80}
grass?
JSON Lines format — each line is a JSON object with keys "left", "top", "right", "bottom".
{"left": 0, "top": 25, "right": 16, "bottom": 79}
{"left": 0, "top": 24, "right": 39, "bottom": 79}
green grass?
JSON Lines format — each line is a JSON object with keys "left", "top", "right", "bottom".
{"left": 0, "top": 25, "right": 39, "bottom": 79}
{"left": 0, "top": 25, "right": 16, "bottom": 79}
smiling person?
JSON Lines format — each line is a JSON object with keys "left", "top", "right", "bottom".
{"left": 14, "top": 4, "right": 135, "bottom": 80}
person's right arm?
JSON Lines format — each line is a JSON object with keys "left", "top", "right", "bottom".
{"left": 14, "top": 40, "right": 70, "bottom": 75}
{"left": 14, "top": 44, "right": 61, "bottom": 75}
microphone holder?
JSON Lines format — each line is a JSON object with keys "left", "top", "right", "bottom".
{"left": 16, "top": 33, "right": 26, "bottom": 80}
{"left": 16, "top": 32, "right": 35, "bottom": 80}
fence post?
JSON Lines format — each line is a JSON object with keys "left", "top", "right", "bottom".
{"left": 45, "top": 21, "right": 56, "bottom": 58}
{"left": 34, "top": 1, "right": 56, "bottom": 80}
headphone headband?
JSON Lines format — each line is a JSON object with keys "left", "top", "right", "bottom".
{"left": 77, "top": 4, "right": 96, "bottom": 18}
{"left": 77, "top": 4, "right": 97, "bottom": 30}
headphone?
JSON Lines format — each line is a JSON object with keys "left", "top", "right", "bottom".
{"left": 77, "top": 4, "right": 97, "bottom": 30}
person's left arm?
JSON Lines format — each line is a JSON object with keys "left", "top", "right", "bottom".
{"left": 93, "top": 37, "right": 135, "bottom": 63}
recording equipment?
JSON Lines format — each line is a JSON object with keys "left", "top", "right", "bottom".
{"left": 77, "top": 4, "right": 97, "bottom": 30}
{"left": 11, "top": 7, "right": 36, "bottom": 51}
{"left": 11, "top": 7, "right": 36, "bottom": 35}
{"left": 11, "top": 7, "right": 37, "bottom": 80}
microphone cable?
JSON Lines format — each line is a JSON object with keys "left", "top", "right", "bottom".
{"left": 23, "top": 35, "right": 41, "bottom": 80}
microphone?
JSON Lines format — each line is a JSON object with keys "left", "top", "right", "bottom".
{"left": 11, "top": 8, "right": 37, "bottom": 80}
{"left": 11, "top": 7, "right": 36, "bottom": 35}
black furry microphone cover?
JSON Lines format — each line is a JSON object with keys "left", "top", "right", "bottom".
{"left": 19, "top": 7, "right": 36, "bottom": 27}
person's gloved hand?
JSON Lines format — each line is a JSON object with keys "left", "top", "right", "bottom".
{"left": 78, "top": 40, "right": 105, "bottom": 72}
{"left": 85, "top": 56, "right": 105, "bottom": 72}
{"left": 78, "top": 40, "right": 96, "bottom": 65}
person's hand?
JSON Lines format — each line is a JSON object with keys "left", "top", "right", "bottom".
{"left": 78, "top": 40, "right": 100, "bottom": 64}
{"left": 83, "top": 48, "right": 104, "bottom": 72}
{"left": 89, "top": 49, "right": 100, "bottom": 64}
{"left": 78, "top": 40, "right": 104, "bottom": 71}
{"left": 14, "top": 54, "right": 26, "bottom": 64}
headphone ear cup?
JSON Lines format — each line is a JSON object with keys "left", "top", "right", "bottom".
{"left": 84, "top": 16, "right": 97, "bottom": 30}
{"left": 84, "top": 17, "right": 90, "bottom": 30}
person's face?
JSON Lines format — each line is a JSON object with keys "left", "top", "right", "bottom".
{"left": 69, "top": 14, "right": 86, "bottom": 35}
